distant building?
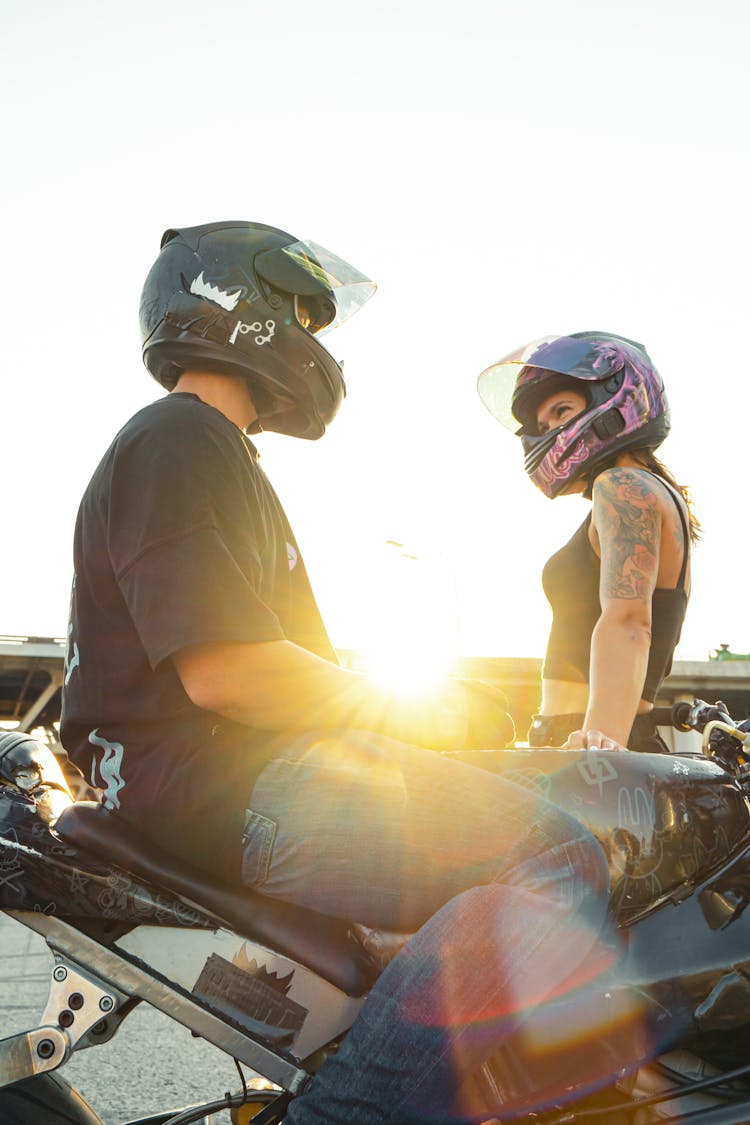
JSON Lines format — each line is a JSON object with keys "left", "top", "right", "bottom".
{"left": 0, "top": 635, "right": 66, "bottom": 738}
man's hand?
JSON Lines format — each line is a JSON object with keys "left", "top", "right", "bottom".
{"left": 451, "top": 678, "right": 516, "bottom": 750}
{"left": 383, "top": 677, "right": 515, "bottom": 752}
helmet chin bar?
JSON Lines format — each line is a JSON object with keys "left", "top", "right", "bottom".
{"left": 522, "top": 414, "right": 590, "bottom": 476}
{"left": 243, "top": 377, "right": 327, "bottom": 441}
{"left": 526, "top": 404, "right": 625, "bottom": 477}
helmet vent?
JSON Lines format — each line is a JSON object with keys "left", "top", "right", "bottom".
{"left": 592, "top": 408, "right": 626, "bottom": 439}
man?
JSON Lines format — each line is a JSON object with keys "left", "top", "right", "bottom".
{"left": 61, "top": 222, "right": 611, "bottom": 1123}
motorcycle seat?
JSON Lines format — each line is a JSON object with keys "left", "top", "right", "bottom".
{"left": 55, "top": 801, "right": 376, "bottom": 997}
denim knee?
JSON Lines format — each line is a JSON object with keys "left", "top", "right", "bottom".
{"left": 504, "top": 812, "right": 610, "bottom": 918}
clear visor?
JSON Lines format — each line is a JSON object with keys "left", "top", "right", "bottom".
{"left": 477, "top": 333, "right": 607, "bottom": 431}
{"left": 281, "top": 240, "right": 376, "bottom": 336}
{"left": 477, "top": 336, "right": 561, "bottom": 431}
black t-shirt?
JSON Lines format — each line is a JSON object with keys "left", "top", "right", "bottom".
{"left": 60, "top": 392, "right": 336, "bottom": 879}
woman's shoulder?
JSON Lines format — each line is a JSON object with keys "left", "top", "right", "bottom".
{"left": 591, "top": 464, "right": 662, "bottom": 503}
{"left": 595, "top": 463, "right": 683, "bottom": 495}
{"left": 591, "top": 465, "right": 687, "bottom": 531}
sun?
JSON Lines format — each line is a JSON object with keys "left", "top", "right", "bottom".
{"left": 361, "top": 639, "right": 456, "bottom": 700}
{"left": 354, "top": 540, "right": 460, "bottom": 700}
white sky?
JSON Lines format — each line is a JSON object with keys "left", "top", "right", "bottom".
{"left": 2, "top": 0, "right": 748, "bottom": 664}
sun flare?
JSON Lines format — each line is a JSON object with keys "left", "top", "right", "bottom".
{"left": 354, "top": 540, "right": 460, "bottom": 700}
{"left": 362, "top": 642, "right": 455, "bottom": 701}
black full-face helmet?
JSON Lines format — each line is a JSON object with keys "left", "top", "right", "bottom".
{"left": 139, "top": 221, "right": 376, "bottom": 439}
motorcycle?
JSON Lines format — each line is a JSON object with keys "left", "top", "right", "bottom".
{"left": 3, "top": 700, "right": 750, "bottom": 1124}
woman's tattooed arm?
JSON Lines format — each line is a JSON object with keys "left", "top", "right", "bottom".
{"left": 577, "top": 467, "right": 662, "bottom": 747}
{"left": 591, "top": 468, "right": 660, "bottom": 603}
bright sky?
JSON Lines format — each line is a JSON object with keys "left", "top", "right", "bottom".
{"left": 3, "top": 0, "right": 748, "bottom": 667}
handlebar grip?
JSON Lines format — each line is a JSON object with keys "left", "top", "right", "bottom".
{"left": 648, "top": 706, "right": 679, "bottom": 727}
{"left": 670, "top": 701, "right": 693, "bottom": 731}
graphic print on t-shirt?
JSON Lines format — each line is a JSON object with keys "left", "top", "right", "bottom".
{"left": 88, "top": 729, "right": 125, "bottom": 809}
{"left": 64, "top": 620, "right": 80, "bottom": 687}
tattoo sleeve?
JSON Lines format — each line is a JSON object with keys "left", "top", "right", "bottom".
{"left": 592, "top": 469, "right": 660, "bottom": 602}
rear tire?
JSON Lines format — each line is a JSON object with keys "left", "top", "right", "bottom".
{"left": 0, "top": 1072, "right": 103, "bottom": 1124}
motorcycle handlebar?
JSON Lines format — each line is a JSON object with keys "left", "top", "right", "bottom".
{"left": 650, "top": 706, "right": 681, "bottom": 728}
{"left": 653, "top": 700, "right": 749, "bottom": 770}
{"left": 669, "top": 702, "right": 693, "bottom": 730}
{"left": 666, "top": 699, "right": 734, "bottom": 733}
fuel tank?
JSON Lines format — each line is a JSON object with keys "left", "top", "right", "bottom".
{"left": 449, "top": 749, "right": 750, "bottom": 923}
{"left": 451, "top": 749, "right": 750, "bottom": 1071}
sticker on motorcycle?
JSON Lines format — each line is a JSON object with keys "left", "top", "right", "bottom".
{"left": 577, "top": 755, "right": 619, "bottom": 795}
{"left": 192, "top": 944, "right": 308, "bottom": 1042}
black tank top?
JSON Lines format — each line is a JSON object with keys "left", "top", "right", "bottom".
{"left": 541, "top": 476, "right": 689, "bottom": 703}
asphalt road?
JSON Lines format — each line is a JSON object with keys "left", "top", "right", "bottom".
{"left": 0, "top": 911, "right": 248, "bottom": 1124}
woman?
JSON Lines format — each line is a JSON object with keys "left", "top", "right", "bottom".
{"left": 478, "top": 331, "right": 700, "bottom": 753}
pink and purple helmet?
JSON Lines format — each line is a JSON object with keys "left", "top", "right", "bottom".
{"left": 477, "top": 331, "right": 670, "bottom": 498}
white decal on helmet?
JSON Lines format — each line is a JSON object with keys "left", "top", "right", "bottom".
{"left": 190, "top": 271, "right": 243, "bottom": 311}
{"left": 287, "top": 542, "right": 298, "bottom": 571}
{"left": 229, "top": 319, "right": 276, "bottom": 346}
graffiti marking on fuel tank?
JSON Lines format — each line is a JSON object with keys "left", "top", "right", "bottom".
{"left": 577, "top": 755, "right": 619, "bottom": 797}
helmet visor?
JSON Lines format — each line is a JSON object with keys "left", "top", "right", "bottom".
{"left": 281, "top": 240, "right": 376, "bottom": 335}
{"left": 477, "top": 333, "right": 624, "bottom": 432}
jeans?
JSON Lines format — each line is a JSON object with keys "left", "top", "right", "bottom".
{"left": 240, "top": 730, "right": 612, "bottom": 1124}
